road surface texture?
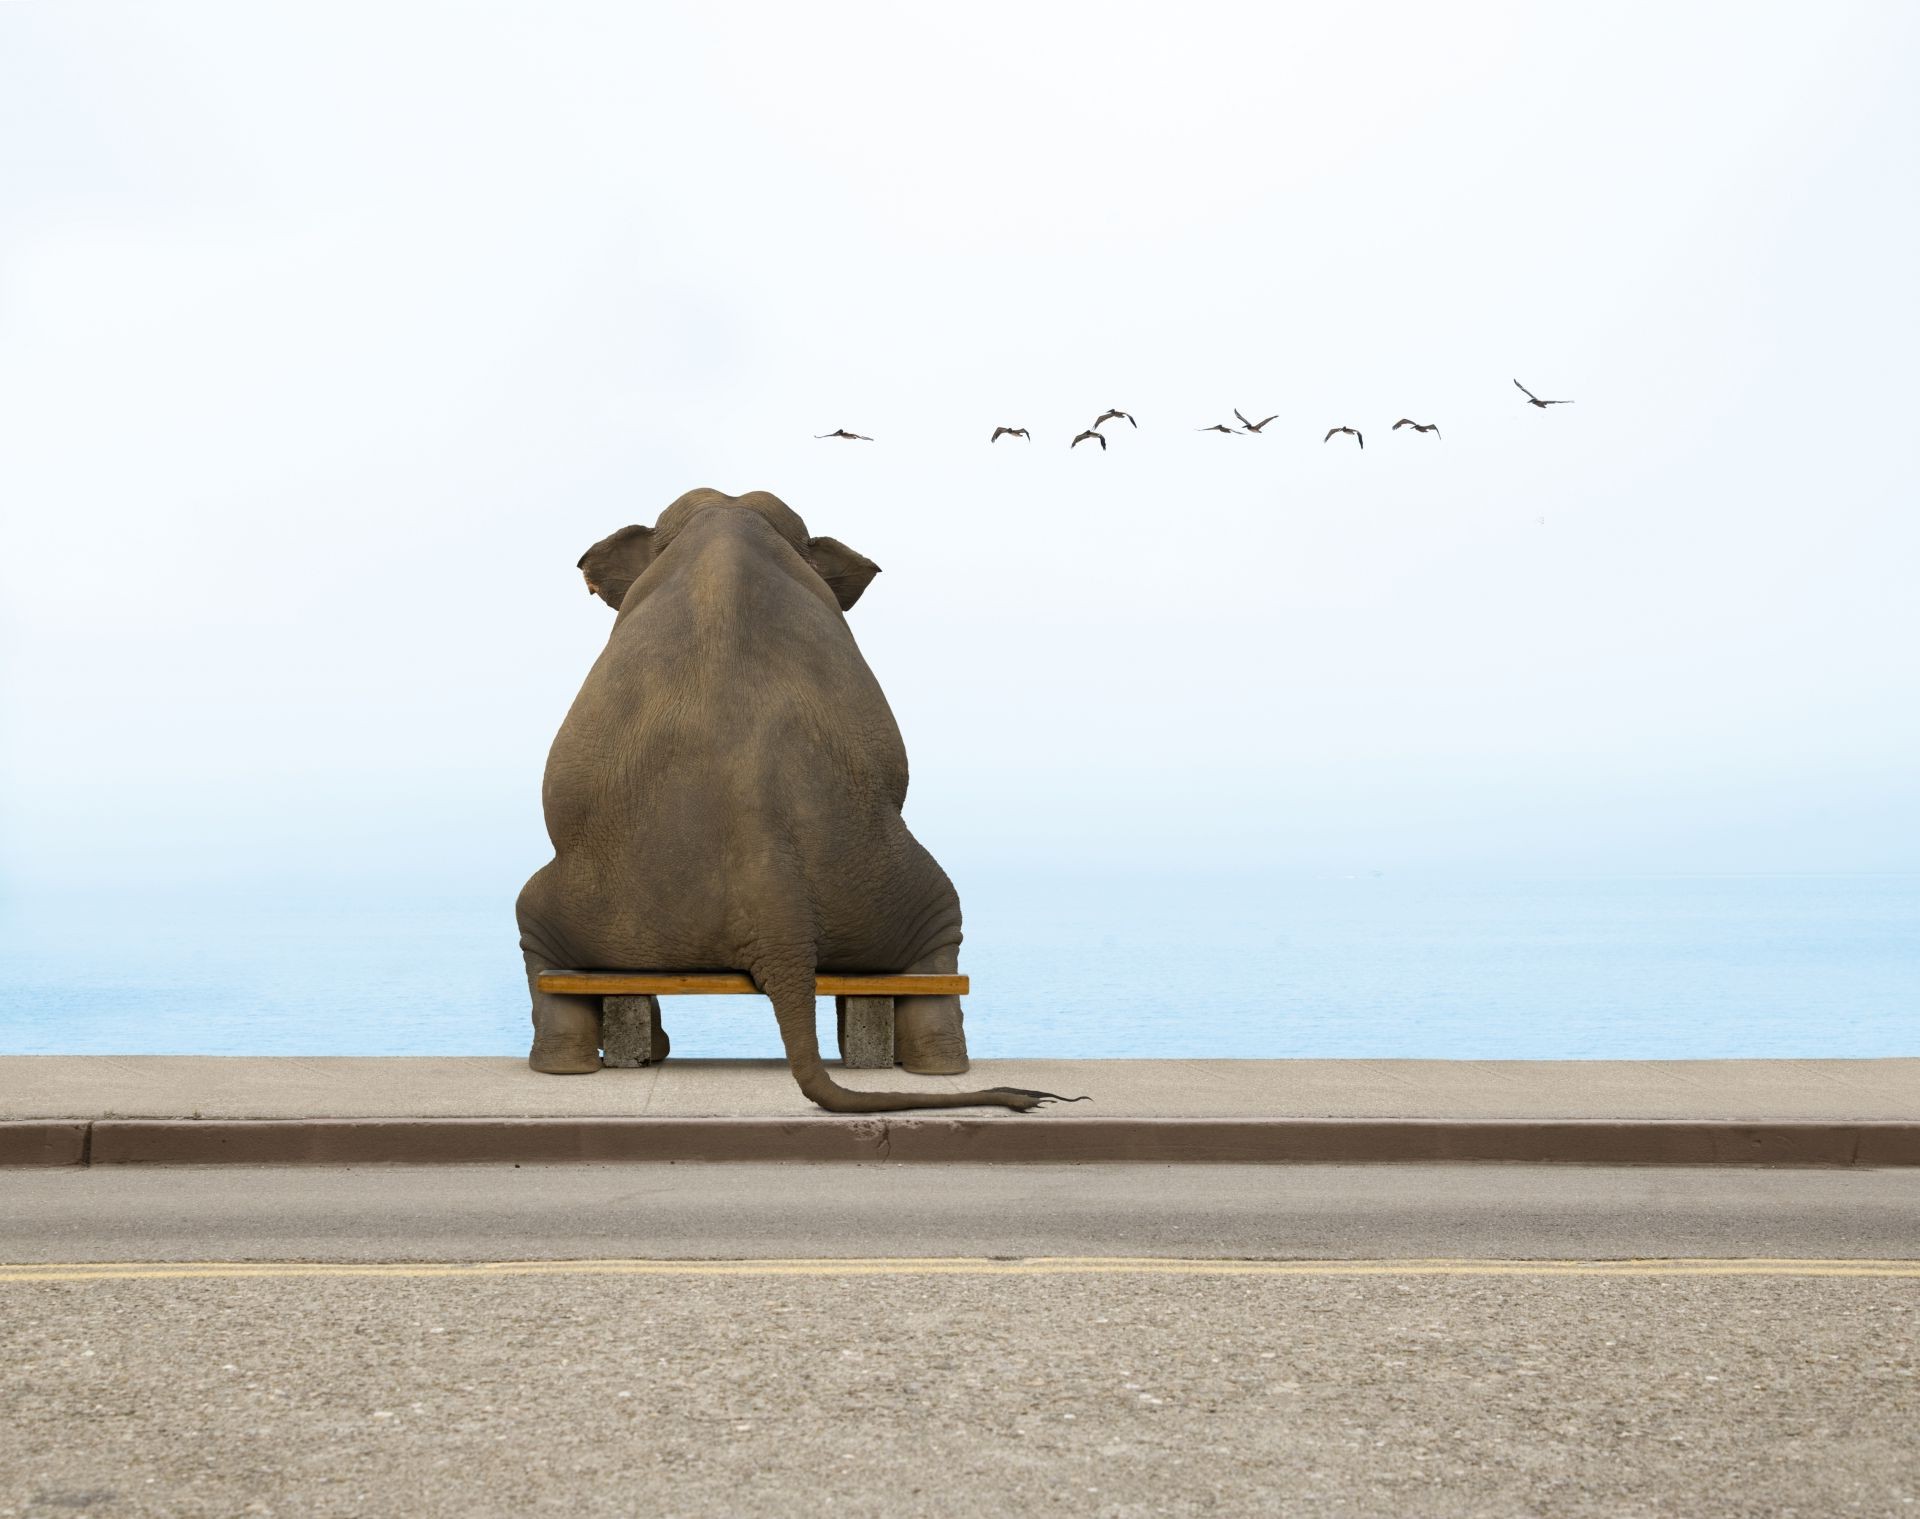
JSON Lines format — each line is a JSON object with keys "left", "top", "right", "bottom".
{"left": 5, "top": 1165, "right": 1920, "bottom": 1515}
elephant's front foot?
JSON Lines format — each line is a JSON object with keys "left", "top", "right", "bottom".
{"left": 528, "top": 999, "right": 602, "bottom": 1075}
{"left": 894, "top": 995, "right": 970, "bottom": 1075}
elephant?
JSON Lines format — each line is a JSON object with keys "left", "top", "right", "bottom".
{"left": 515, "top": 487, "right": 1072, "bottom": 1114}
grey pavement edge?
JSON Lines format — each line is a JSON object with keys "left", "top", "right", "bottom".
{"left": 5, "top": 1163, "right": 1920, "bottom": 1262}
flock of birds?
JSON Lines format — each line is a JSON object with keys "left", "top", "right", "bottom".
{"left": 817, "top": 380, "right": 1574, "bottom": 451}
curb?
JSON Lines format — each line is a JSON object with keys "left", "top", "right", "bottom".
{"left": 4, "top": 1117, "right": 1919, "bottom": 1167}
{"left": 0, "top": 1122, "right": 90, "bottom": 1167}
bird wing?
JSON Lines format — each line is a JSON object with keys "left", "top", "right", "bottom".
{"left": 1513, "top": 379, "right": 1539, "bottom": 402}
{"left": 1234, "top": 409, "right": 1251, "bottom": 427}
{"left": 1393, "top": 419, "right": 1414, "bottom": 429}
{"left": 1356, "top": 431, "right": 1364, "bottom": 449}
{"left": 1324, "top": 428, "right": 1338, "bottom": 442}
{"left": 1255, "top": 415, "right": 1277, "bottom": 429}
{"left": 1123, "top": 412, "right": 1136, "bottom": 427}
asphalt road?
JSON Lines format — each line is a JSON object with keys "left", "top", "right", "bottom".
{"left": 4, "top": 1162, "right": 1920, "bottom": 1262}
{"left": 5, "top": 1166, "right": 1918, "bottom": 1517}
{"left": 4, "top": 1261, "right": 1917, "bottom": 1518}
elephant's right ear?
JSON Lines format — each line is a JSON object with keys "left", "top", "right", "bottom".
{"left": 576, "top": 525, "right": 658, "bottom": 610}
{"left": 806, "top": 536, "right": 880, "bottom": 611}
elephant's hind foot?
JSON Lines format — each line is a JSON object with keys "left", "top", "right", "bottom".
{"left": 527, "top": 996, "right": 603, "bottom": 1075}
{"left": 894, "top": 995, "right": 970, "bottom": 1075}
{"left": 529, "top": 1034, "right": 602, "bottom": 1075}
{"left": 524, "top": 951, "right": 603, "bottom": 1074}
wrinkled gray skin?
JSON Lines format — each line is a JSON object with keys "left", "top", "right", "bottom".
{"left": 517, "top": 488, "right": 1067, "bottom": 1114}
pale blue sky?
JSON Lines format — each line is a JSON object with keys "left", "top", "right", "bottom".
{"left": 2, "top": 1, "right": 1917, "bottom": 896}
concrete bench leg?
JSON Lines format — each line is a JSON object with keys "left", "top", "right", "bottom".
{"left": 601, "top": 994, "right": 661, "bottom": 1067}
{"left": 836, "top": 995, "right": 895, "bottom": 1069}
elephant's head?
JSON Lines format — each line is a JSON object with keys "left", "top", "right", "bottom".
{"left": 577, "top": 488, "right": 880, "bottom": 613}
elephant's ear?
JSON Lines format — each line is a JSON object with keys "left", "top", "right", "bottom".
{"left": 806, "top": 536, "right": 880, "bottom": 611}
{"left": 577, "top": 525, "right": 658, "bottom": 610}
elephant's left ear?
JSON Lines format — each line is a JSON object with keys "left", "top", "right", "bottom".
{"left": 577, "top": 524, "right": 659, "bottom": 611}
{"left": 806, "top": 536, "right": 880, "bottom": 611}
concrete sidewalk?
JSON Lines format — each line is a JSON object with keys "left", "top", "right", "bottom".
{"left": 3, "top": 1057, "right": 1917, "bottom": 1166}
{"left": 4, "top": 1055, "right": 1919, "bottom": 1121}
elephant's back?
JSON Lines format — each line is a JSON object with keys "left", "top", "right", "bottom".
{"left": 541, "top": 526, "right": 909, "bottom": 869}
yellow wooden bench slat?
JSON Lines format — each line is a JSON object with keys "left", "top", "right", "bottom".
{"left": 536, "top": 971, "right": 969, "bottom": 997}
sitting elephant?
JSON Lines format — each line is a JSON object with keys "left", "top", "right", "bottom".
{"left": 516, "top": 487, "right": 1067, "bottom": 1114}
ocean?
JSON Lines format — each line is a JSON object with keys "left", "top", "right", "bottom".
{"left": 1, "top": 872, "right": 1914, "bottom": 1059}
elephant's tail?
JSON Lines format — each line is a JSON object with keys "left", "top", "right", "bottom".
{"left": 747, "top": 952, "right": 1083, "bottom": 1115}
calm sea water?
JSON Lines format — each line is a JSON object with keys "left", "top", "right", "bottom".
{"left": 1, "top": 873, "right": 1914, "bottom": 1059}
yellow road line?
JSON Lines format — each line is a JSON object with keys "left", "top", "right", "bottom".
{"left": 2, "top": 1257, "right": 1918, "bottom": 1284}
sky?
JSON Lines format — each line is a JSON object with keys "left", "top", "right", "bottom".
{"left": 2, "top": 0, "right": 1918, "bottom": 899}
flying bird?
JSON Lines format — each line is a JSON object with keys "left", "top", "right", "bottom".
{"left": 1092, "top": 409, "right": 1137, "bottom": 429}
{"left": 1324, "top": 426, "right": 1363, "bottom": 450}
{"left": 1513, "top": 380, "right": 1573, "bottom": 408}
{"left": 815, "top": 428, "right": 873, "bottom": 440}
{"left": 1071, "top": 429, "right": 1107, "bottom": 451}
{"left": 1197, "top": 423, "right": 1239, "bottom": 435}
{"left": 1393, "top": 419, "right": 1441, "bottom": 438}
{"left": 1235, "top": 409, "right": 1279, "bottom": 433}
{"left": 990, "top": 426, "right": 1031, "bottom": 442}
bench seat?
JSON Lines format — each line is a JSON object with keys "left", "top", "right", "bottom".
{"left": 536, "top": 971, "right": 967, "bottom": 996}
{"left": 534, "top": 970, "right": 969, "bottom": 1070}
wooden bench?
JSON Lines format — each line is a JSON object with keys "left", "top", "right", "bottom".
{"left": 535, "top": 971, "right": 970, "bottom": 1070}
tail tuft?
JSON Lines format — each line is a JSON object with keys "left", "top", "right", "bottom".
{"left": 983, "top": 1087, "right": 1092, "bottom": 1111}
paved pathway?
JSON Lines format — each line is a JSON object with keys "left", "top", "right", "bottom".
{"left": 7, "top": 1055, "right": 1917, "bottom": 1119}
